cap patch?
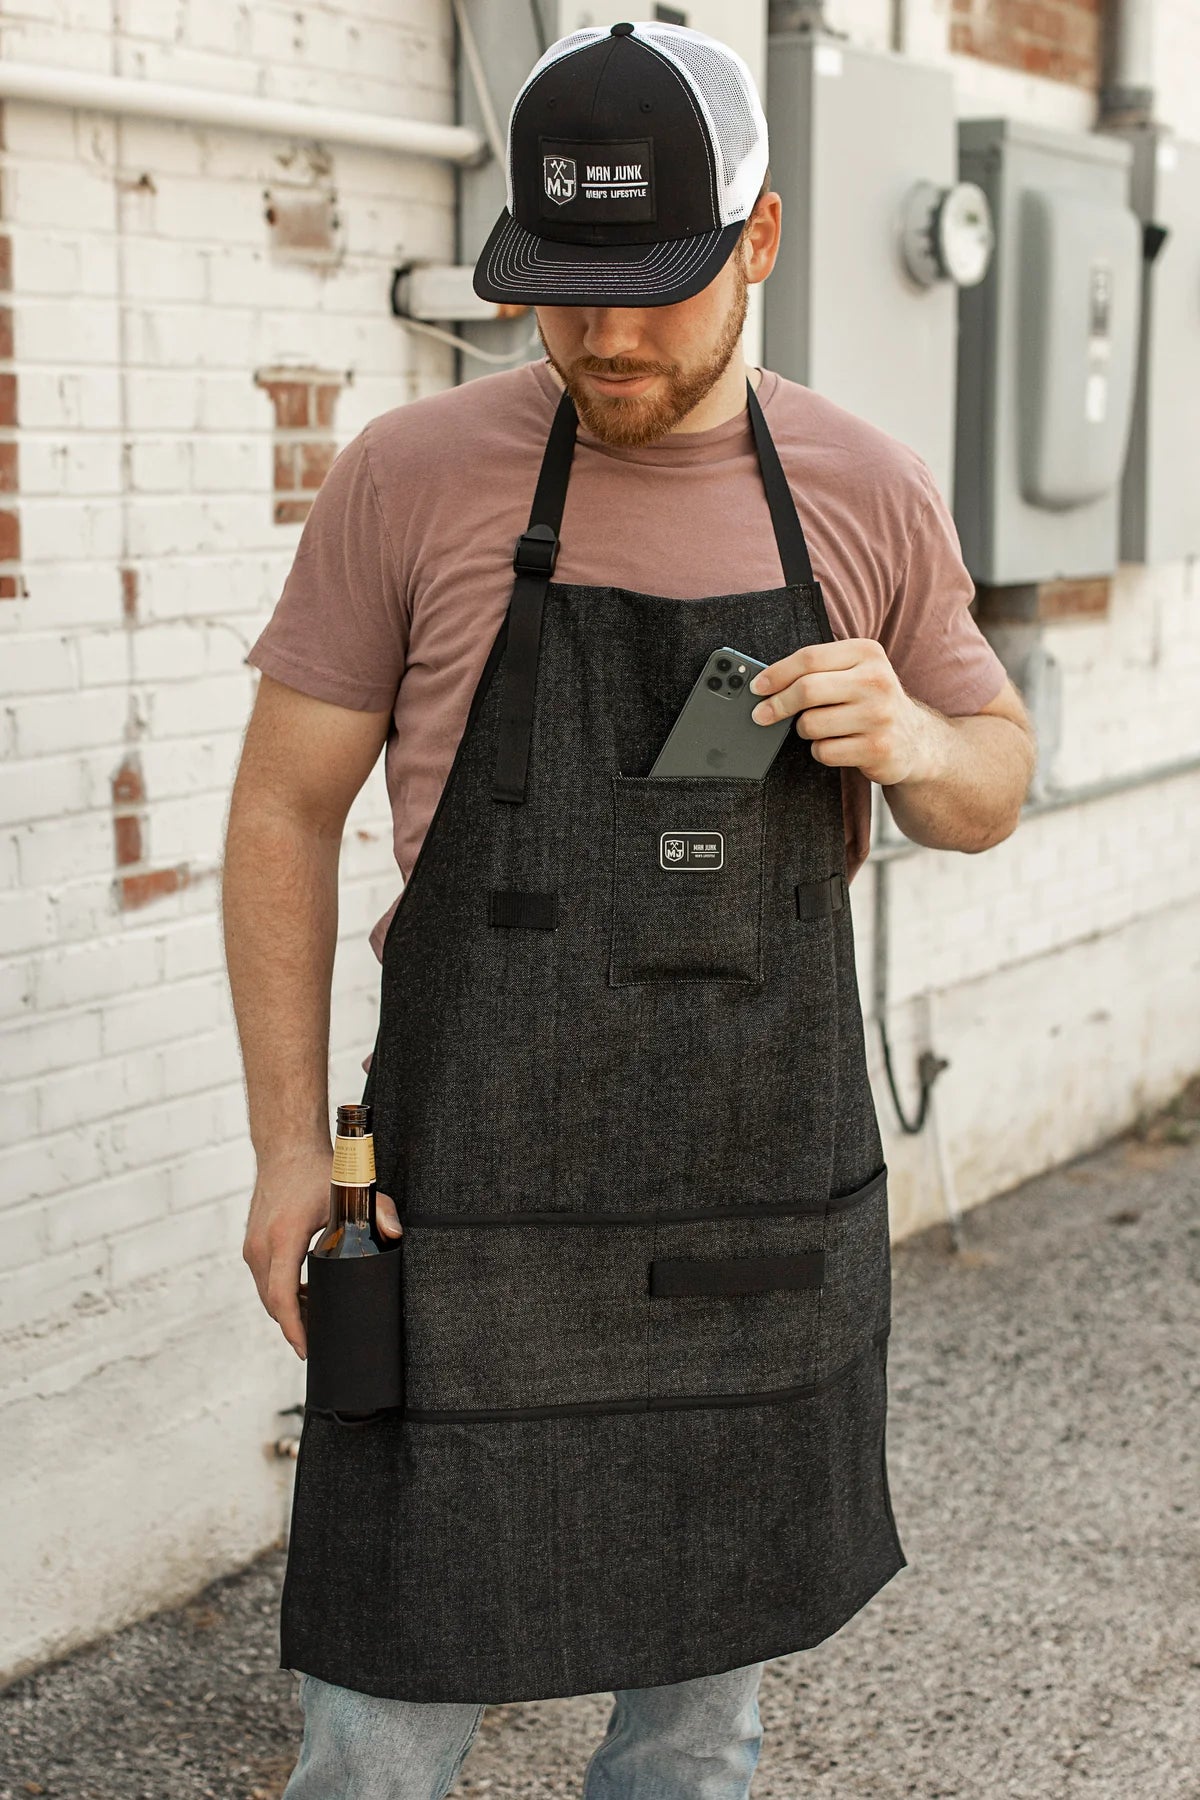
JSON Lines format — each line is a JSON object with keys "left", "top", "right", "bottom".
{"left": 538, "top": 138, "right": 656, "bottom": 224}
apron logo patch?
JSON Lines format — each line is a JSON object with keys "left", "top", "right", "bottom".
{"left": 660, "top": 831, "right": 724, "bottom": 870}
{"left": 543, "top": 156, "right": 577, "bottom": 204}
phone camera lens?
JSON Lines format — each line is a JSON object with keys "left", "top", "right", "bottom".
{"left": 728, "top": 673, "right": 744, "bottom": 690}
{"left": 706, "top": 675, "right": 723, "bottom": 692}
{"left": 715, "top": 657, "right": 731, "bottom": 672}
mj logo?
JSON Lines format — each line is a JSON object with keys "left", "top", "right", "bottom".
{"left": 543, "top": 155, "right": 577, "bottom": 204}
{"left": 659, "top": 831, "right": 723, "bottom": 870}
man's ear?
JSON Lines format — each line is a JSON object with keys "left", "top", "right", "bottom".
{"left": 744, "top": 192, "right": 782, "bottom": 286}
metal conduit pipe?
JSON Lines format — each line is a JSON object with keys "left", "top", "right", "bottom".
{"left": 0, "top": 60, "right": 487, "bottom": 164}
{"left": 869, "top": 748, "right": 1200, "bottom": 865}
{"left": 1100, "top": 0, "right": 1157, "bottom": 124}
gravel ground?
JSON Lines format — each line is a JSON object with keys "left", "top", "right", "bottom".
{"left": 3, "top": 1085, "right": 1198, "bottom": 1800}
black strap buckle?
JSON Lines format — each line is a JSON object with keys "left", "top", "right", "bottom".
{"left": 513, "top": 523, "right": 559, "bottom": 577}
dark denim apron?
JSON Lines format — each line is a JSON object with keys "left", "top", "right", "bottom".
{"left": 279, "top": 379, "right": 907, "bottom": 1704}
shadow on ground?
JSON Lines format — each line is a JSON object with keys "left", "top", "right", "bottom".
{"left": 2, "top": 1082, "right": 1198, "bottom": 1799}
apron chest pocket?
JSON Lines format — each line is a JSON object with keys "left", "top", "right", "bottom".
{"left": 609, "top": 773, "right": 767, "bottom": 986}
{"left": 303, "top": 1243, "right": 405, "bottom": 1423}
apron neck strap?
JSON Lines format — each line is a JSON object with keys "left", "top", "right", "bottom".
{"left": 745, "top": 377, "right": 815, "bottom": 591}
{"left": 518, "top": 379, "right": 816, "bottom": 593}
{"left": 492, "top": 388, "right": 579, "bottom": 804}
{"left": 521, "top": 387, "right": 579, "bottom": 550}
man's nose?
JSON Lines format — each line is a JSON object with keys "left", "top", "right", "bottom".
{"left": 579, "top": 308, "right": 648, "bottom": 361}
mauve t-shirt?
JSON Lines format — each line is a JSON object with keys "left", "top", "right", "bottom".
{"left": 245, "top": 359, "right": 1007, "bottom": 963}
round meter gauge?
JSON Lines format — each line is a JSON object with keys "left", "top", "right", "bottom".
{"left": 901, "top": 179, "right": 995, "bottom": 288}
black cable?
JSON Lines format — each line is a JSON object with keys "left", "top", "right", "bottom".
{"left": 878, "top": 1018, "right": 948, "bottom": 1135}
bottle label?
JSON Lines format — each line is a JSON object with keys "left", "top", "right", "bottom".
{"left": 331, "top": 1133, "right": 376, "bottom": 1186}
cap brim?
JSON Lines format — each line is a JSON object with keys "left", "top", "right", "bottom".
{"left": 472, "top": 211, "right": 744, "bottom": 309}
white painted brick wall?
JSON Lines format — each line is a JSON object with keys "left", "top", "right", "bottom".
{"left": 1, "top": 0, "right": 1199, "bottom": 1688}
{"left": 0, "top": 0, "right": 456, "bottom": 1682}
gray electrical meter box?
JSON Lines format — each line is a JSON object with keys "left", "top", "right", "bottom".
{"left": 1103, "top": 125, "right": 1200, "bottom": 565}
{"left": 766, "top": 33, "right": 988, "bottom": 502}
{"left": 955, "top": 118, "right": 1141, "bottom": 586}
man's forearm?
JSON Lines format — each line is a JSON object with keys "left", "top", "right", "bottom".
{"left": 881, "top": 703, "right": 1035, "bottom": 853}
{"left": 222, "top": 793, "right": 340, "bottom": 1163}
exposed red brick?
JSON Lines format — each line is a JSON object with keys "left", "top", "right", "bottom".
{"left": 273, "top": 442, "right": 298, "bottom": 490}
{"left": 120, "top": 566, "right": 138, "bottom": 621}
{"left": 0, "top": 373, "right": 16, "bottom": 427}
{"left": 0, "top": 441, "right": 16, "bottom": 493}
{"left": 112, "top": 757, "right": 145, "bottom": 806}
{"left": 112, "top": 756, "right": 146, "bottom": 869}
{"left": 257, "top": 377, "right": 310, "bottom": 429}
{"left": 0, "top": 237, "right": 10, "bottom": 291}
{"left": 1033, "top": 3, "right": 1068, "bottom": 40}
{"left": 298, "top": 440, "right": 335, "bottom": 489}
{"left": 0, "top": 574, "right": 18, "bottom": 599}
{"left": 313, "top": 382, "right": 341, "bottom": 429}
{"left": 0, "top": 509, "right": 19, "bottom": 560}
{"left": 274, "top": 497, "right": 313, "bottom": 525}
{"left": 120, "top": 866, "right": 189, "bottom": 910}
{"left": 264, "top": 189, "right": 337, "bottom": 257}
{"left": 257, "top": 367, "right": 345, "bottom": 528}
{"left": 114, "top": 814, "right": 143, "bottom": 866}
{"left": 1019, "top": 40, "right": 1055, "bottom": 74}
{"left": 1039, "top": 577, "right": 1110, "bottom": 620}
{"left": 951, "top": 0, "right": 1100, "bottom": 87}
{"left": 0, "top": 308, "right": 11, "bottom": 360}
{"left": 975, "top": 577, "right": 1110, "bottom": 623}
{"left": 1064, "top": 10, "right": 1099, "bottom": 53}
{"left": 111, "top": 756, "right": 192, "bottom": 908}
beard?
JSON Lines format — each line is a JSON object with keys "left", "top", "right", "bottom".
{"left": 537, "top": 253, "right": 749, "bottom": 450}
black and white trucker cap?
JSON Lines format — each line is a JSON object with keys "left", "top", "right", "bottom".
{"left": 472, "top": 20, "right": 769, "bottom": 309}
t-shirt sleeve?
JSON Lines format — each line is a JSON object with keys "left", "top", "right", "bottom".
{"left": 879, "top": 475, "right": 1008, "bottom": 717}
{"left": 244, "top": 428, "right": 408, "bottom": 712}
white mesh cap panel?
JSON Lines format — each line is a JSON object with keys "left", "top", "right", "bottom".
{"left": 501, "top": 22, "right": 768, "bottom": 228}
{"left": 631, "top": 24, "right": 768, "bottom": 226}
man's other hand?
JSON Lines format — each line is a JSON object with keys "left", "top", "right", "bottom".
{"left": 243, "top": 1150, "right": 404, "bottom": 1360}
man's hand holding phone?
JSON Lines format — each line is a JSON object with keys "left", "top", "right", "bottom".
{"left": 749, "top": 637, "right": 933, "bottom": 787}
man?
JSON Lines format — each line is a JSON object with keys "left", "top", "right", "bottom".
{"left": 225, "top": 19, "right": 1034, "bottom": 1798}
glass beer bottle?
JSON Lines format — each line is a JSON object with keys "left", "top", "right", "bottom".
{"left": 312, "top": 1101, "right": 387, "bottom": 1258}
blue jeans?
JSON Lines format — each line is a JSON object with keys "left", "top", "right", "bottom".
{"left": 282, "top": 1661, "right": 766, "bottom": 1799}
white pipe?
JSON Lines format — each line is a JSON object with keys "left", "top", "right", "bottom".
{"left": 0, "top": 60, "right": 486, "bottom": 165}
{"left": 451, "top": 0, "right": 507, "bottom": 168}
{"left": 1108, "top": 0, "right": 1155, "bottom": 98}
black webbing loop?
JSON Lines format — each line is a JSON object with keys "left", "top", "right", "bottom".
{"left": 491, "top": 390, "right": 579, "bottom": 805}
{"left": 649, "top": 1249, "right": 825, "bottom": 1298}
{"left": 794, "top": 872, "right": 848, "bottom": 921}
{"left": 487, "top": 889, "right": 559, "bottom": 930}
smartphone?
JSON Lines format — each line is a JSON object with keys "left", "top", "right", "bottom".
{"left": 648, "top": 646, "right": 791, "bottom": 779}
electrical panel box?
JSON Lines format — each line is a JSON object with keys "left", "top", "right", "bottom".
{"left": 955, "top": 118, "right": 1141, "bottom": 585}
{"left": 765, "top": 33, "right": 979, "bottom": 503}
{"left": 1103, "top": 125, "right": 1200, "bottom": 565}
